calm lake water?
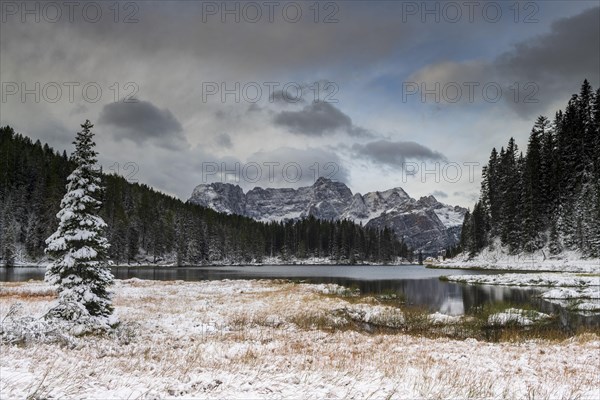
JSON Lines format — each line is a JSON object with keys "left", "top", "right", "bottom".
{"left": 2, "top": 265, "right": 597, "bottom": 328}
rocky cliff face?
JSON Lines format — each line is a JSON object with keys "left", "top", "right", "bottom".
{"left": 189, "top": 178, "right": 466, "bottom": 253}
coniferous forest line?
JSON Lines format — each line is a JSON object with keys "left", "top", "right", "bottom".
{"left": 456, "top": 80, "right": 600, "bottom": 259}
{"left": 0, "top": 126, "right": 411, "bottom": 266}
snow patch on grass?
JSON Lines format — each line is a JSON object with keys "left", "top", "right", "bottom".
{"left": 572, "top": 301, "right": 600, "bottom": 311}
{"left": 305, "top": 283, "right": 360, "bottom": 297}
{"left": 487, "top": 308, "right": 550, "bottom": 326}
{"left": 439, "top": 244, "right": 599, "bottom": 273}
{"left": 541, "top": 287, "right": 600, "bottom": 300}
{"left": 337, "top": 303, "right": 405, "bottom": 328}
{"left": 429, "top": 312, "right": 462, "bottom": 324}
{"left": 445, "top": 273, "right": 600, "bottom": 288}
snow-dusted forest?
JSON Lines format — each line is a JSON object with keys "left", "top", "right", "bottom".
{"left": 455, "top": 80, "right": 600, "bottom": 262}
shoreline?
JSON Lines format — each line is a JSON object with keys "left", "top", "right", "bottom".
{"left": 427, "top": 264, "right": 583, "bottom": 274}
{"left": 2, "top": 259, "right": 415, "bottom": 269}
{"left": 7, "top": 254, "right": 598, "bottom": 273}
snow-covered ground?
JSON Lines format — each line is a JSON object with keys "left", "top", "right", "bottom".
{"left": 487, "top": 308, "right": 551, "bottom": 326}
{"left": 444, "top": 273, "right": 600, "bottom": 288}
{"left": 438, "top": 245, "right": 600, "bottom": 273}
{"left": 1, "top": 279, "right": 599, "bottom": 399}
{"left": 445, "top": 273, "right": 600, "bottom": 312}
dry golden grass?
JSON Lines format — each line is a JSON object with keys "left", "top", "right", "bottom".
{"left": 0, "top": 282, "right": 56, "bottom": 300}
{"left": 1, "top": 279, "right": 599, "bottom": 399}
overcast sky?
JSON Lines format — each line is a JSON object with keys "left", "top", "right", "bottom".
{"left": 1, "top": 1, "right": 599, "bottom": 207}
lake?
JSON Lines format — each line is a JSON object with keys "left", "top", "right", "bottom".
{"left": 1, "top": 265, "right": 597, "bottom": 328}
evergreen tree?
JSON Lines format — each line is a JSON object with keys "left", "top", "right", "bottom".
{"left": 592, "top": 88, "right": 600, "bottom": 180}
{"left": 498, "top": 138, "right": 521, "bottom": 252}
{"left": 1, "top": 210, "right": 17, "bottom": 267}
{"left": 469, "top": 201, "right": 488, "bottom": 255}
{"left": 480, "top": 148, "right": 500, "bottom": 237}
{"left": 548, "top": 219, "right": 562, "bottom": 256}
{"left": 522, "top": 117, "right": 545, "bottom": 251}
{"left": 539, "top": 118, "right": 558, "bottom": 217}
{"left": 578, "top": 80, "right": 595, "bottom": 181}
{"left": 459, "top": 210, "right": 471, "bottom": 252}
{"left": 45, "top": 120, "right": 116, "bottom": 330}
{"left": 557, "top": 95, "right": 582, "bottom": 205}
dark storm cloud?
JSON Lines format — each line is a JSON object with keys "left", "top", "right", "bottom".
{"left": 0, "top": 2, "right": 423, "bottom": 85}
{"left": 215, "top": 133, "right": 233, "bottom": 148}
{"left": 99, "top": 101, "right": 188, "bottom": 150}
{"left": 273, "top": 102, "right": 372, "bottom": 137}
{"left": 352, "top": 140, "right": 447, "bottom": 167}
{"left": 269, "top": 88, "right": 307, "bottom": 105}
{"left": 268, "top": 82, "right": 336, "bottom": 105}
{"left": 496, "top": 6, "right": 600, "bottom": 115}
{"left": 246, "top": 104, "right": 262, "bottom": 113}
{"left": 410, "top": 7, "right": 600, "bottom": 117}
{"left": 2, "top": 0, "right": 595, "bottom": 201}
{"left": 496, "top": 7, "right": 599, "bottom": 83}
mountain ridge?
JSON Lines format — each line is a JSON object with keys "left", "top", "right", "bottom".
{"left": 189, "top": 177, "right": 466, "bottom": 253}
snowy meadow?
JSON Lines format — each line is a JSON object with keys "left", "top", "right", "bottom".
{"left": 1, "top": 278, "right": 599, "bottom": 399}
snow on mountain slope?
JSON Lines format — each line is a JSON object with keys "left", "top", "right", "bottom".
{"left": 188, "top": 178, "right": 466, "bottom": 252}
{"left": 189, "top": 183, "right": 246, "bottom": 215}
{"left": 434, "top": 206, "right": 466, "bottom": 228}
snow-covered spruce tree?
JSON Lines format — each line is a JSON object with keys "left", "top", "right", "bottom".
{"left": 45, "top": 120, "right": 116, "bottom": 331}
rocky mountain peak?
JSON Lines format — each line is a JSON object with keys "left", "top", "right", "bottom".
{"left": 417, "top": 195, "right": 439, "bottom": 207}
{"left": 189, "top": 180, "right": 466, "bottom": 253}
